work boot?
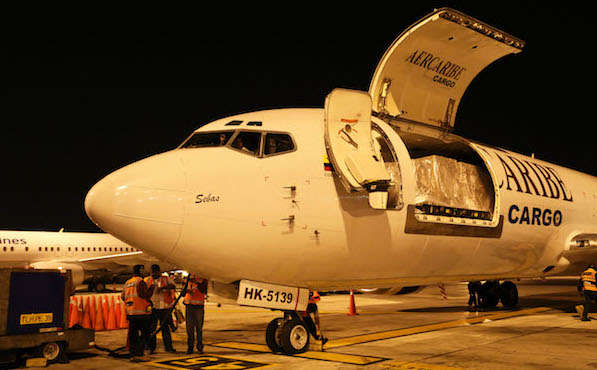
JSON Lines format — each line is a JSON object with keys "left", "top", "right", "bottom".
{"left": 165, "top": 347, "right": 177, "bottom": 353}
{"left": 576, "top": 305, "right": 584, "bottom": 317}
{"left": 130, "top": 355, "right": 151, "bottom": 362}
{"left": 186, "top": 348, "right": 193, "bottom": 354}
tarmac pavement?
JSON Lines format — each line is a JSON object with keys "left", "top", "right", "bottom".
{"left": 16, "top": 278, "right": 597, "bottom": 369}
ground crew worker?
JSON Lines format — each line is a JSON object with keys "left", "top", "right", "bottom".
{"left": 578, "top": 263, "right": 597, "bottom": 321}
{"left": 145, "top": 264, "right": 177, "bottom": 353}
{"left": 184, "top": 275, "right": 208, "bottom": 354}
{"left": 121, "top": 264, "right": 154, "bottom": 362}
{"left": 302, "top": 291, "right": 327, "bottom": 344}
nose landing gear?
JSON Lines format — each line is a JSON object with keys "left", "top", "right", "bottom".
{"left": 265, "top": 312, "right": 311, "bottom": 354}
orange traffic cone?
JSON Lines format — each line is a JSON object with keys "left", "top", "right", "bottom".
{"left": 71, "top": 297, "right": 79, "bottom": 326}
{"left": 106, "top": 296, "right": 117, "bottom": 330}
{"left": 89, "top": 296, "right": 97, "bottom": 329}
{"left": 348, "top": 290, "right": 358, "bottom": 316}
{"left": 102, "top": 295, "right": 109, "bottom": 326}
{"left": 77, "top": 297, "right": 84, "bottom": 325}
{"left": 95, "top": 298, "right": 105, "bottom": 331}
{"left": 81, "top": 297, "right": 92, "bottom": 329}
{"left": 114, "top": 298, "right": 122, "bottom": 328}
{"left": 120, "top": 300, "right": 129, "bottom": 329}
{"left": 68, "top": 297, "right": 78, "bottom": 328}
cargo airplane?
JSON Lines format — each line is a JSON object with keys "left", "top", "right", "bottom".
{"left": 84, "top": 8, "right": 596, "bottom": 354}
{"left": 0, "top": 229, "right": 159, "bottom": 291}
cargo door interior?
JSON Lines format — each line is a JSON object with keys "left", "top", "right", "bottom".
{"left": 324, "top": 88, "right": 392, "bottom": 209}
{"left": 369, "top": 7, "right": 524, "bottom": 133}
{"left": 364, "top": 7, "right": 524, "bottom": 233}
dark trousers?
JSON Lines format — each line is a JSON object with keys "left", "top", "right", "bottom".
{"left": 303, "top": 303, "right": 320, "bottom": 339}
{"left": 304, "top": 315, "right": 318, "bottom": 338}
{"left": 186, "top": 305, "right": 204, "bottom": 351}
{"left": 582, "top": 290, "right": 597, "bottom": 319}
{"left": 127, "top": 315, "right": 152, "bottom": 357}
{"left": 149, "top": 308, "right": 174, "bottom": 351}
{"left": 468, "top": 281, "right": 481, "bottom": 307}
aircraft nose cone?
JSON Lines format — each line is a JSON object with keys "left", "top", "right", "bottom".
{"left": 84, "top": 151, "right": 187, "bottom": 259}
{"left": 84, "top": 177, "right": 115, "bottom": 232}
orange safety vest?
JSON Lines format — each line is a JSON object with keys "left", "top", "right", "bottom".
{"left": 184, "top": 278, "right": 206, "bottom": 305}
{"left": 123, "top": 276, "right": 152, "bottom": 315}
{"left": 145, "top": 275, "right": 175, "bottom": 306}
{"left": 581, "top": 268, "right": 597, "bottom": 292}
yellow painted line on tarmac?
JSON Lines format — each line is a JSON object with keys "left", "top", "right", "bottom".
{"left": 382, "top": 360, "right": 465, "bottom": 370}
{"left": 324, "top": 306, "right": 552, "bottom": 349}
{"left": 148, "top": 353, "right": 277, "bottom": 370}
{"left": 210, "top": 341, "right": 386, "bottom": 365}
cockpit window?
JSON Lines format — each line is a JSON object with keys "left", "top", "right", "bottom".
{"left": 179, "top": 129, "right": 296, "bottom": 158}
{"left": 181, "top": 132, "right": 234, "bottom": 148}
{"left": 264, "top": 133, "right": 295, "bottom": 156}
{"left": 230, "top": 131, "right": 261, "bottom": 155}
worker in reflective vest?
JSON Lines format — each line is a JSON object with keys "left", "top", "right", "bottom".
{"left": 301, "top": 291, "right": 327, "bottom": 344}
{"left": 121, "top": 264, "right": 154, "bottom": 362}
{"left": 579, "top": 264, "right": 597, "bottom": 321}
{"left": 183, "top": 275, "right": 208, "bottom": 354}
{"left": 144, "top": 264, "right": 177, "bottom": 353}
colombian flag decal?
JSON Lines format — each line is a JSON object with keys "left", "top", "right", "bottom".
{"left": 323, "top": 155, "right": 333, "bottom": 171}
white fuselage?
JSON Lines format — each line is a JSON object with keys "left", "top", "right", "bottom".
{"left": 84, "top": 109, "right": 597, "bottom": 290}
{"left": 0, "top": 230, "right": 157, "bottom": 285}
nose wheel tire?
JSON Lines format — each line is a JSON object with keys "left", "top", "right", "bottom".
{"left": 265, "top": 318, "right": 284, "bottom": 353}
{"left": 279, "top": 319, "right": 310, "bottom": 354}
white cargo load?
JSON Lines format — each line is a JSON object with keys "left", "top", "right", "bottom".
{"left": 413, "top": 155, "right": 493, "bottom": 213}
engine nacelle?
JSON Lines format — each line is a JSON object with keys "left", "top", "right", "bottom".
{"left": 358, "top": 286, "right": 424, "bottom": 295}
{"left": 29, "top": 262, "right": 86, "bottom": 286}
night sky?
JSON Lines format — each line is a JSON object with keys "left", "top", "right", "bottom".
{"left": 1, "top": 4, "right": 593, "bottom": 232}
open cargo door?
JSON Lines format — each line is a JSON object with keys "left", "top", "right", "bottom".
{"left": 324, "top": 88, "right": 392, "bottom": 209}
{"left": 369, "top": 7, "right": 524, "bottom": 132}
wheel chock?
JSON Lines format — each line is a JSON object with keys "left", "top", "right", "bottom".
{"left": 25, "top": 358, "right": 47, "bottom": 367}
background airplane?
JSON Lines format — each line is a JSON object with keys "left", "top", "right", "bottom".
{"left": 0, "top": 229, "right": 162, "bottom": 291}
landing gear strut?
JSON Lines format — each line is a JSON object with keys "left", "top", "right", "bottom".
{"left": 265, "top": 311, "right": 311, "bottom": 354}
{"left": 476, "top": 280, "right": 518, "bottom": 309}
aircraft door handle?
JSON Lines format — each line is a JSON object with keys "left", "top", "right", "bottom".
{"left": 284, "top": 186, "right": 296, "bottom": 197}
{"left": 281, "top": 215, "right": 295, "bottom": 224}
